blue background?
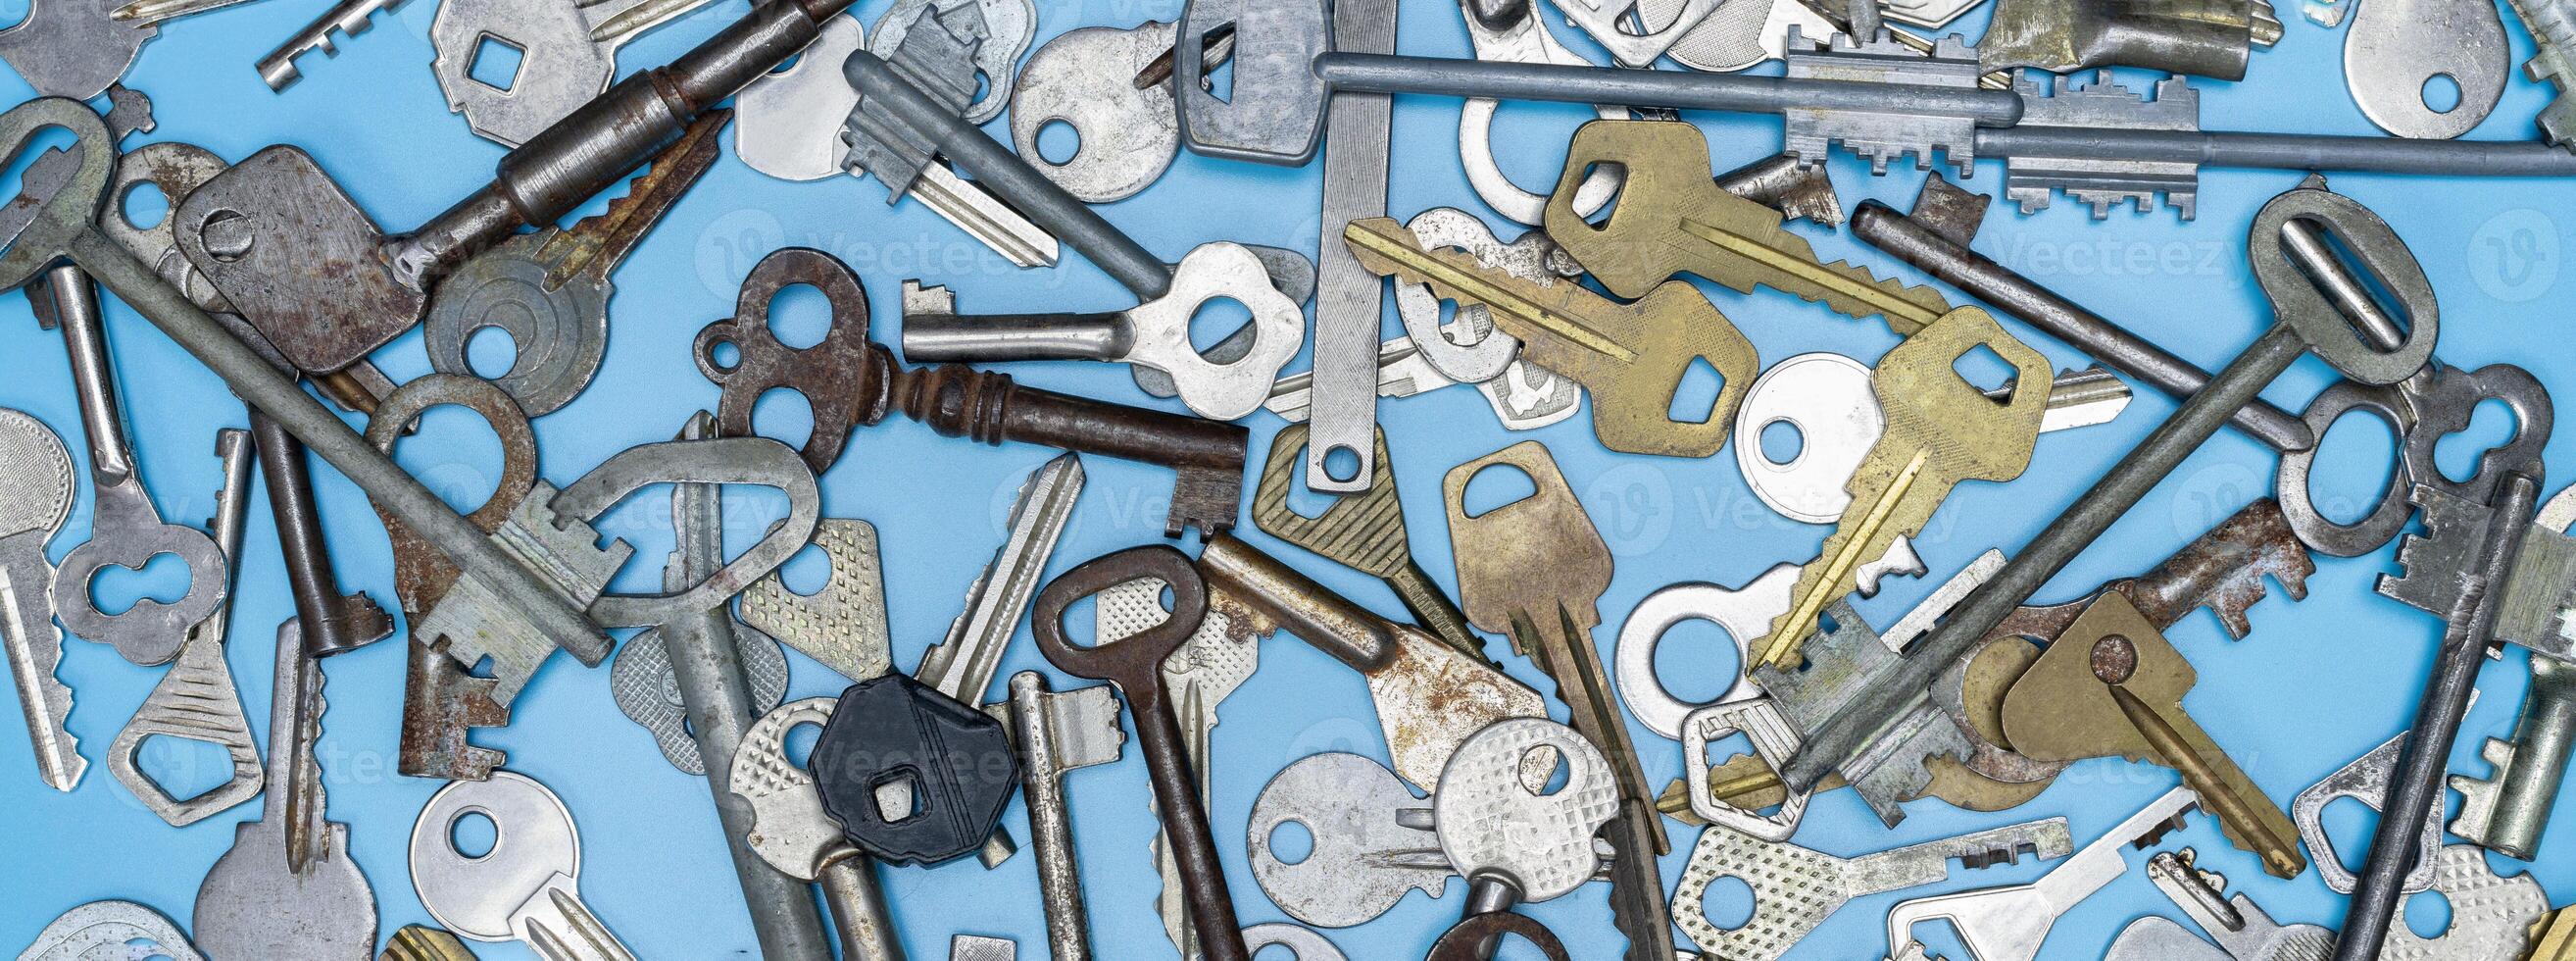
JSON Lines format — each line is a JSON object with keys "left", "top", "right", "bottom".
{"left": 1, "top": 0, "right": 2574, "bottom": 958}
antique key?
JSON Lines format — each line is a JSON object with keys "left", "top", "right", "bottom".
{"left": 108, "top": 429, "right": 262, "bottom": 825}
{"left": 1544, "top": 120, "right": 1954, "bottom": 332}
{"left": 1006, "top": 672, "right": 1127, "bottom": 961}
{"left": 1032, "top": 545, "right": 1252, "bottom": 961}
{"left": 1760, "top": 307, "right": 2054, "bottom": 665}
{"left": 695, "top": 247, "right": 1248, "bottom": 536}
{"left": 411, "top": 770, "right": 636, "bottom": 960}
{"left": 1443, "top": 442, "right": 1675, "bottom": 959}
{"left": 2000, "top": 591, "right": 2305, "bottom": 878}
{"left": 423, "top": 110, "right": 727, "bottom": 418}
{"left": 1344, "top": 215, "right": 1759, "bottom": 458}
{"left": 1254, "top": 424, "right": 1487, "bottom": 664}
{"left": 0, "top": 409, "right": 82, "bottom": 791}
{"left": 192, "top": 620, "right": 376, "bottom": 959}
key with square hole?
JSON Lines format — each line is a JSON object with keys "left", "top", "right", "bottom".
{"left": 1346, "top": 217, "right": 1759, "bottom": 458}
{"left": 2000, "top": 591, "right": 2304, "bottom": 878}
{"left": 900, "top": 241, "right": 1306, "bottom": 421}
{"left": 1254, "top": 424, "right": 1486, "bottom": 664}
{"left": 412, "top": 770, "right": 635, "bottom": 960}
{"left": 429, "top": 0, "right": 725, "bottom": 146}
{"left": 422, "top": 110, "right": 725, "bottom": 418}
{"left": 1759, "top": 308, "right": 2053, "bottom": 666}
{"left": 1443, "top": 442, "right": 1676, "bottom": 958}
{"left": 1672, "top": 816, "right": 2072, "bottom": 960}
{"left": 109, "top": 428, "right": 261, "bottom": 824}
{"left": 0, "top": 408, "right": 83, "bottom": 792}
{"left": 34, "top": 265, "right": 227, "bottom": 666}
{"left": 730, "top": 697, "right": 906, "bottom": 960}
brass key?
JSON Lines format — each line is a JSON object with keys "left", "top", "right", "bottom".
{"left": 1759, "top": 308, "right": 2053, "bottom": 665}
{"left": 1544, "top": 120, "right": 1951, "bottom": 333}
{"left": 1443, "top": 440, "right": 1676, "bottom": 959}
{"left": 1253, "top": 423, "right": 1489, "bottom": 665}
{"left": 1345, "top": 215, "right": 1759, "bottom": 458}
{"left": 2000, "top": 591, "right": 2306, "bottom": 878}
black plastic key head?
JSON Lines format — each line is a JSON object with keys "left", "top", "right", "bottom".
{"left": 812, "top": 673, "right": 1019, "bottom": 865}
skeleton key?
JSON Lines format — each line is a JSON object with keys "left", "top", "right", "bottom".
{"left": 1546, "top": 120, "right": 1954, "bottom": 332}
{"left": 1031, "top": 545, "right": 1252, "bottom": 961}
{"left": 423, "top": 110, "right": 727, "bottom": 418}
{"left": 1759, "top": 307, "right": 2052, "bottom": 667}
{"left": 0, "top": 409, "right": 82, "bottom": 791}
{"left": 1006, "top": 672, "right": 1126, "bottom": 961}
{"left": 192, "top": 620, "right": 376, "bottom": 960}
{"left": 1254, "top": 424, "right": 1487, "bottom": 664}
{"left": 109, "top": 428, "right": 262, "bottom": 824}
{"left": 412, "top": 770, "right": 636, "bottom": 960}
{"left": 729, "top": 699, "right": 905, "bottom": 961}
{"left": 1885, "top": 786, "right": 2198, "bottom": 961}
{"left": 36, "top": 265, "right": 227, "bottom": 666}
{"left": 1345, "top": 216, "right": 1759, "bottom": 458}
{"left": 2107, "top": 849, "right": 2336, "bottom": 961}
{"left": 1443, "top": 442, "right": 1676, "bottom": 959}
{"left": 1671, "top": 817, "right": 2073, "bottom": 960}
{"left": 2000, "top": 591, "right": 2305, "bottom": 878}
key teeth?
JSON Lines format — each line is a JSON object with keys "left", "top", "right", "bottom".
{"left": 2377, "top": 485, "right": 2488, "bottom": 616}
{"left": 2449, "top": 737, "right": 2513, "bottom": 840}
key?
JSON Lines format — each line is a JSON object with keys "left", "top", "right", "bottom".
{"left": 33, "top": 266, "right": 227, "bottom": 666}
{"left": 734, "top": 11, "right": 867, "bottom": 180}
{"left": 108, "top": 429, "right": 261, "bottom": 823}
{"left": 2452, "top": 659, "right": 2576, "bottom": 860}
{"left": 839, "top": 2, "right": 1061, "bottom": 269}
{"left": 2294, "top": 707, "right": 2472, "bottom": 896}
{"left": 2108, "top": 849, "right": 2335, "bottom": 961}
{"left": 192, "top": 620, "right": 376, "bottom": 959}
{"left": 0, "top": 409, "right": 82, "bottom": 791}
{"left": 917, "top": 454, "right": 1083, "bottom": 708}
{"left": 951, "top": 936, "right": 1016, "bottom": 961}
{"left": 1885, "top": 786, "right": 2197, "bottom": 961}
{"left": 1777, "top": 178, "right": 2437, "bottom": 796}
{"left": 1385, "top": 207, "right": 1584, "bottom": 384}
{"left": 811, "top": 676, "right": 1020, "bottom": 867}
{"left": 1006, "top": 673, "right": 1125, "bottom": 961}
{"left": 1618, "top": 549, "right": 1924, "bottom": 744}
{"left": 899, "top": 241, "right": 1306, "bottom": 421}
{"left": 423, "top": 110, "right": 727, "bottom": 418}
{"left": 732, "top": 699, "right": 906, "bottom": 961}
{"left": 412, "top": 770, "right": 636, "bottom": 960}
{"left": 1736, "top": 354, "right": 2131, "bottom": 525}
{"left": 1261, "top": 329, "right": 1582, "bottom": 432}
{"left": 1449, "top": 4, "right": 1628, "bottom": 228}
{"left": 0, "top": 0, "right": 153, "bottom": 100}
{"left": 696, "top": 247, "right": 1248, "bottom": 537}
{"left": 429, "top": 0, "right": 724, "bottom": 146}
{"left": 1346, "top": 216, "right": 1759, "bottom": 458}
{"left": 1032, "top": 545, "right": 1253, "bottom": 961}
{"left": 1999, "top": 591, "right": 2304, "bottom": 877}
{"left": 1672, "top": 817, "right": 2072, "bottom": 960}
{"left": 20, "top": 900, "right": 202, "bottom": 961}
{"left": 1433, "top": 718, "right": 1622, "bottom": 954}
{"left": 1254, "top": 424, "right": 1486, "bottom": 664}
{"left": 1008, "top": 20, "right": 1225, "bottom": 204}
{"left": 738, "top": 518, "right": 894, "bottom": 684}
{"left": 257, "top": 0, "right": 406, "bottom": 90}
{"left": 380, "top": 926, "right": 481, "bottom": 961}
{"left": 1247, "top": 751, "right": 1612, "bottom": 929}
{"left": 1442, "top": 442, "right": 1676, "bottom": 960}
{"left": 1758, "top": 308, "right": 2052, "bottom": 664}
{"left": 865, "top": 0, "right": 1036, "bottom": 126}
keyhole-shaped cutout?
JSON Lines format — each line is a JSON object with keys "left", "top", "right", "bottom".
{"left": 88, "top": 552, "right": 193, "bottom": 614}
{"left": 2433, "top": 398, "right": 2518, "bottom": 484}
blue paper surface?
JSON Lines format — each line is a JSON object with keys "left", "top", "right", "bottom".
{"left": 2, "top": 0, "right": 2574, "bottom": 958}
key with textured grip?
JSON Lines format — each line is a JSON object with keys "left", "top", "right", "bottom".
{"left": 1254, "top": 424, "right": 1487, "bottom": 664}
{"left": 1672, "top": 817, "right": 2072, "bottom": 960}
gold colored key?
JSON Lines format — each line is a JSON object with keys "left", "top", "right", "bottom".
{"left": 2000, "top": 591, "right": 2307, "bottom": 879}
{"left": 1544, "top": 120, "right": 1953, "bottom": 334}
{"left": 1758, "top": 308, "right": 2052, "bottom": 664}
{"left": 1345, "top": 216, "right": 1759, "bottom": 458}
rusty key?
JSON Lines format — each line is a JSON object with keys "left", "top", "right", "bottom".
{"left": 1031, "top": 545, "right": 1250, "bottom": 961}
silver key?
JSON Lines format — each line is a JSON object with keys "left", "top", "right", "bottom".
{"left": 916, "top": 454, "right": 1083, "bottom": 709}
{"left": 1614, "top": 548, "right": 1928, "bottom": 742}
{"left": 839, "top": 0, "right": 1061, "bottom": 269}
{"left": 1451, "top": 3, "right": 1624, "bottom": 226}
{"left": 18, "top": 899, "right": 203, "bottom": 961}
{"left": 1734, "top": 353, "right": 2132, "bottom": 525}
{"left": 610, "top": 602, "right": 789, "bottom": 775}
{"left": 257, "top": 0, "right": 406, "bottom": 90}
{"left": 39, "top": 266, "right": 226, "bottom": 667}
{"left": 109, "top": 428, "right": 262, "bottom": 824}
{"left": 1672, "top": 817, "right": 2073, "bottom": 960}
{"left": 731, "top": 698, "right": 905, "bottom": 961}
{"left": 2293, "top": 709, "right": 2468, "bottom": 895}
{"left": 1884, "top": 786, "right": 2196, "bottom": 961}
{"left": 1436, "top": 719, "right": 1620, "bottom": 929}
{"left": 868, "top": 0, "right": 1034, "bottom": 126}
{"left": 412, "top": 770, "right": 636, "bottom": 960}
{"left": 900, "top": 242, "right": 1307, "bottom": 420}
{"left": 0, "top": 408, "right": 82, "bottom": 791}
{"left": 2450, "top": 482, "right": 2576, "bottom": 860}
{"left": 1558, "top": 0, "right": 1723, "bottom": 66}
{"left": 192, "top": 620, "right": 377, "bottom": 960}
{"left": 736, "top": 14, "right": 867, "bottom": 180}
{"left": 429, "top": 0, "right": 723, "bottom": 145}
{"left": 1385, "top": 208, "right": 1579, "bottom": 384}
{"left": 738, "top": 518, "right": 894, "bottom": 683}
{"left": 1007, "top": 672, "right": 1125, "bottom": 961}
{"left": 2108, "top": 849, "right": 2334, "bottom": 961}
{"left": 1263, "top": 333, "right": 1582, "bottom": 432}
{"left": 1008, "top": 20, "right": 1203, "bottom": 204}
{"left": 0, "top": 0, "right": 154, "bottom": 99}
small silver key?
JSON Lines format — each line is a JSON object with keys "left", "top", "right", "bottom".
{"left": 412, "top": 770, "right": 636, "bottom": 960}
{"left": 1885, "top": 786, "right": 2197, "bottom": 961}
{"left": 2107, "top": 849, "right": 2334, "bottom": 961}
{"left": 109, "top": 428, "right": 262, "bottom": 824}
{"left": 257, "top": 0, "right": 406, "bottom": 90}
{"left": 1434, "top": 719, "right": 1621, "bottom": 936}
{"left": 18, "top": 899, "right": 203, "bottom": 961}
{"left": 0, "top": 408, "right": 81, "bottom": 791}
{"left": 739, "top": 518, "right": 893, "bottom": 685}
{"left": 1006, "top": 672, "right": 1125, "bottom": 961}
{"left": 430, "top": 0, "right": 725, "bottom": 145}
{"left": 1262, "top": 333, "right": 1581, "bottom": 432}
{"left": 1671, "top": 817, "right": 2073, "bottom": 960}
{"left": 731, "top": 698, "right": 906, "bottom": 961}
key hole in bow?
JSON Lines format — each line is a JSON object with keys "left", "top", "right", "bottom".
{"left": 1036, "top": 120, "right": 1080, "bottom": 167}
{"left": 0, "top": 123, "right": 74, "bottom": 216}
{"left": 394, "top": 405, "right": 507, "bottom": 519}
{"left": 784, "top": 720, "right": 823, "bottom": 769}
{"left": 87, "top": 552, "right": 193, "bottom": 615}
{"left": 468, "top": 34, "right": 525, "bottom": 93}
{"left": 133, "top": 734, "right": 234, "bottom": 803}
{"left": 2404, "top": 888, "right": 2455, "bottom": 938}
{"left": 1699, "top": 876, "right": 1758, "bottom": 931}
{"left": 1573, "top": 164, "right": 1627, "bottom": 232}
{"left": 1667, "top": 357, "right": 1724, "bottom": 425}
{"left": 2288, "top": 216, "right": 2415, "bottom": 345}
{"left": 2311, "top": 410, "right": 2401, "bottom": 525}
{"left": 768, "top": 283, "right": 834, "bottom": 349}
{"left": 119, "top": 179, "right": 170, "bottom": 231}
{"left": 872, "top": 772, "right": 926, "bottom": 824}
{"left": 448, "top": 810, "right": 498, "bottom": 860}
{"left": 466, "top": 326, "right": 519, "bottom": 380}
{"left": 1266, "top": 820, "right": 1314, "bottom": 865}
{"left": 1189, "top": 295, "right": 1254, "bottom": 358}
{"left": 776, "top": 540, "right": 834, "bottom": 597}
{"left": 2433, "top": 398, "right": 2519, "bottom": 484}
{"left": 0, "top": 0, "right": 26, "bottom": 30}
{"left": 1759, "top": 419, "right": 1806, "bottom": 466}
{"left": 1949, "top": 344, "right": 2015, "bottom": 402}
{"left": 1522, "top": 745, "right": 1570, "bottom": 797}
{"left": 2421, "top": 74, "right": 2462, "bottom": 114}
{"left": 2319, "top": 796, "right": 2380, "bottom": 878}
{"left": 1459, "top": 463, "right": 1537, "bottom": 519}
{"left": 1281, "top": 449, "right": 1354, "bottom": 520}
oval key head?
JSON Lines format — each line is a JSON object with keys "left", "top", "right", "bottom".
{"left": 811, "top": 673, "right": 1020, "bottom": 865}
{"left": 1247, "top": 752, "right": 1438, "bottom": 928}
{"left": 409, "top": 770, "right": 585, "bottom": 942}
{"left": 0, "top": 98, "right": 114, "bottom": 292}
{"left": 2248, "top": 181, "right": 2437, "bottom": 387}
{"left": 1030, "top": 544, "right": 1211, "bottom": 695}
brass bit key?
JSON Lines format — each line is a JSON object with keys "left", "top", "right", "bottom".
{"left": 1345, "top": 215, "right": 1759, "bottom": 458}
{"left": 1759, "top": 308, "right": 2053, "bottom": 665}
{"left": 1254, "top": 423, "right": 1490, "bottom": 665}
{"left": 1999, "top": 591, "right": 2306, "bottom": 878}
{"left": 1544, "top": 120, "right": 1952, "bottom": 333}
